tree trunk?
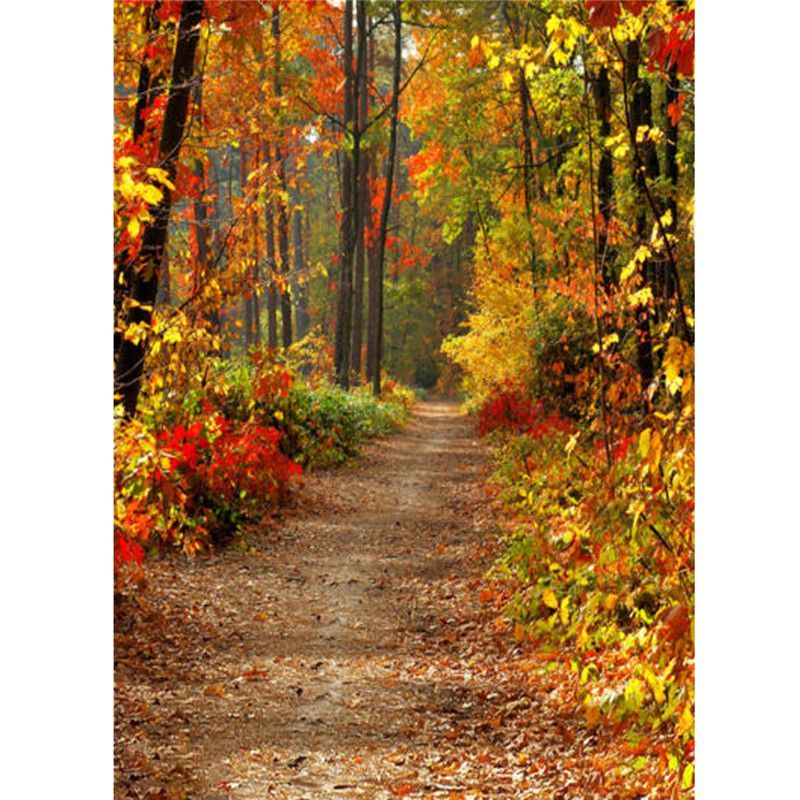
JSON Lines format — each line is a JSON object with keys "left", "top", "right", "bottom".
{"left": 291, "top": 182, "right": 310, "bottom": 339}
{"left": 115, "top": 0, "right": 205, "bottom": 418}
{"left": 271, "top": 5, "right": 293, "bottom": 348}
{"left": 365, "top": 27, "right": 379, "bottom": 384}
{"left": 241, "top": 146, "right": 253, "bottom": 347}
{"left": 370, "top": 0, "right": 402, "bottom": 397}
{"left": 664, "top": 63, "right": 679, "bottom": 307}
{"left": 263, "top": 143, "right": 279, "bottom": 348}
{"left": 115, "top": 0, "right": 163, "bottom": 356}
{"left": 276, "top": 146, "right": 292, "bottom": 348}
{"left": 625, "top": 39, "right": 654, "bottom": 388}
{"left": 594, "top": 64, "right": 615, "bottom": 291}
{"left": 350, "top": 1, "right": 369, "bottom": 382}
{"left": 334, "top": 0, "right": 355, "bottom": 387}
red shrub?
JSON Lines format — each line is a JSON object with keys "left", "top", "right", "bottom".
{"left": 477, "top": 380, "right": 572, "bottom": 439}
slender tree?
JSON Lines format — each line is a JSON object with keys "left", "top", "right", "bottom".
{"left": 594, "top": 64, "right": 615, "bottom": 291}
{"left": 370, "top": 0, "right": 402, "bottom": 397}
{"left": 333, "top": 0, "right": 355, "bottom": 388}
{"left": 115, "top": 0, "right": 205, "bottom": 418}
{"left": 115, "top": 1, "right": 164, "bottom": 356}
{"left": 625, "top": 38, "right": 654, "bottom": 388}
{"left": 272, "top": 5, "right": 293, "bottom": 348}
{"left": 263, "top": 142, "right": 279, "bottom": 348}
{"left": 350, "top": 3, "right": 369, "bottom": 381}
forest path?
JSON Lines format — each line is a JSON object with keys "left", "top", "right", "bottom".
{"left": 116, "top": 401, "right": 603, "bottom": 799}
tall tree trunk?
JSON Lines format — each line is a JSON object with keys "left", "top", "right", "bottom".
{"left": 625, "top": 39, "right": 654, "bottom": 388}
{"left": 272, "top": 5, "right": 292, "bottom": 348}
{"left": 190, "top": 73, "right": 217, "bottom": 333}
{"left": 291, "top": 182, "right": 310, "bottom": 339}
{"left": 350, "top": 1, "right": 369, "bottom": 381}
{"left": 370, "top": 0, "right": 402, "bottom": 397}
{"left": 502, "top": 0, "right": 536, "bottom": 275}
{"left": 263, "top": 142, "right": 279, "bottom": 348}
{"left": 115, "top": 1, "right": 163, "bottom": 356}
{"left": 276, "top": 149, "right": 292, "bottom": 348}
{"left": 251, "top": 148, "right": 262, "bottom": 345}
{"left": 664, "top": 63, "right": 679, "bottom": 308}
{"left": 365, "top": 26, "right": 379, "bottom": 384}
{"left": 594, "top": 64, "right": 615, "bottom": 291}
{"left": 115, "top": 0, "right": 205, "bottom": 418}
{"left": 241, "top": 146, "right": 253, "bottom": 348}
{"left": 334, "top": 0, "right": 355, "bottom": 387}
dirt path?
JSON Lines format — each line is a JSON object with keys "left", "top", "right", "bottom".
{"left": 116, "top": 401, "right": 607, "bottom": 800}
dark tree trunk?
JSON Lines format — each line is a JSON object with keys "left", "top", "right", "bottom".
{"left": 190, "top": 67, "right": 217, "bottom": 332}
{"left": 502, "top": 1, "right": 536, "bottom": 275}
{"left": 251, "top": 149, "right": 262, "bottom": 345}
{"left": 115, "top": 0, "right": 205, "bottom": 418}
{"left": 276, "top": 146, "right": 292, "bottom": 348}
{"left": 664, "top": 63, "right": 679, "bottom": 306}
{"left": 291, "top": 183, "right": 310, "bottom": 339}
{"left": 594, "top": 65, "right": 615, "bottom": 291}
{"left": 115, "top": 1, "right": 163, "bottom": 356}
{"left": 271, "top": 6, "right": 292, "bottom": 348}
{"left": 370, "top": 0, "right": 401, "bottom": 397}
{"left": 365, "top": 24, "right": 378, "bottom": 383}
{"left": 626, "top": 39, "right": 654, "bottom": 388}
{"left": 350, "top": 1, "right": 369, "bottom": 381}
{"left": 263, "top": 143, "right": 279, "bottom": 349}
{"left": 241, "top": 147, "right": 253, "bottom": 347}
{"left": 334, "top": 0, "right": 355, "bottom": 387}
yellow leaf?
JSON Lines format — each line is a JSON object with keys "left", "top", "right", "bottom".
{"left": 560, "top": 596, "right": 570, "bottom": 626}
{"left": 501, "top": 70, "right": 514, "bottom": 90}
{"left": 620, "top": 258, "right": 640, "bottom": 288}
{"left": 639, "top": 428, "right": 652, "bottom": 458}
{"left": 649, "top": 429, "right": 663, "bottom": 475}
{"left": 565, "top": 433, "right": 579, "bottom": 455}
{"left": 470, "top": 34, "right": 480, "bottom": 49}
{"left": 543, "top": 589, "right": 558, "bottom": 609}
{"left": 138, "top": 183, "right": 163, "bottom": 205}
{"left": 146, "top": 167, "right": 176, "bottom": 190}
{"left": 628, "top": 287, "right": 653, "bottom": 308}
{"left": 127, "top": 217, "right": 141, "bottom": 238}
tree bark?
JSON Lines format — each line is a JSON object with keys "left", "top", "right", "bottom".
{"left": 115, "top": 1, "right": 163, "bottom": 356}
{"left": 241, "top": 146, "right": 253, "bottom": 347}
{"left": 365, "top": 25, "right": 379, "bottom": 384}
{"left": 291, "top": 182, "right": 310, "bottom": 340}
{"left": 262, "top": 145, "right": 279, "bottom": 348}
{"left": 370, "top": 0, "right": 402, "bottom": 397}
{"left": 664, "top": 63, "right": 679, "bottom": 307}
{"left": 625, "top": 39, "right": 654, "bottom": 388}
{"left": 271, "top": 5, "right": 292, "bottom": 348}
{"left": 350, "top": 1, "right": 369, "bottom": 381}
{"left": 594, "top": 64, "right": 615, "bottom": 291}
{"left": 115, "top": 0, "right": 205, "bottom": 418}
{"left": 334, "top": 0, "right": 355, "bottom": 387}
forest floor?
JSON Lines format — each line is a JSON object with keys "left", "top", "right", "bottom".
{"left": 115, "top": 401, "right": 615, "bottom": 800}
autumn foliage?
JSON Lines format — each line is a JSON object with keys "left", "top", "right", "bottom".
{"left": 113, "top": 0, "right": 695, "bottom": 795}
